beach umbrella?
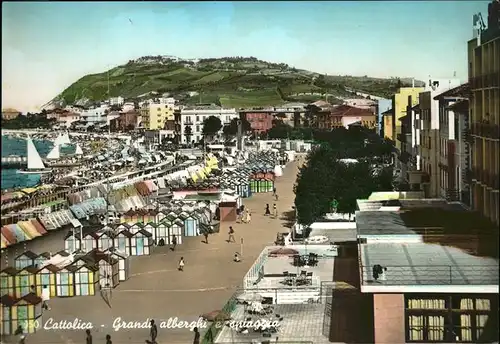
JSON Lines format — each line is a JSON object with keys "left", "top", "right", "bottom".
{"left": 201, "top": 310, "right": 231, "bottom": 322}
{"left": 268, "top": 247, "right": 299, "bottom": 257}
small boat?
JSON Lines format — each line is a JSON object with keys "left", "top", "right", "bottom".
{"left": 17, "top": 137, "right": 52, "bottom": 174}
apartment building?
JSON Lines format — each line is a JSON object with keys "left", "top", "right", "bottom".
{"left": 377, "top": 98, "right": 392, "bottom": 136}
{"left": 241, "top": 111, "right": 273, "bottom": 133}
{"left": 109, "top": 111, "right": 139, "bottom": 131}
{"left": 81, "top": 105, "right": 109, "bottom": 127}
{"left": 316, "top": 105, "right": 376, "bottom": 130}
{"left": 180, "top": 105, "right": 238, "bottom": 143}
{"left": 382, "top": 108, "right": 394, "bottom": 140}
{"left": 122, "top": 102, "right": 135, "bottom": 113}
{"left": 413, "top": 79, "right": 462, "bottom": 196}
{"left": 433, "top": 83, "right": 472, "bottom": 206}
{"left": 109, "top": 96, "right": 124, "bottom": 106}
{"left": 327, "top": 198, "right": 499, "bottom": 344}
{"left": 468, "top": 5, "right": 500, "bottom": 226}
{"left": 392, "top": 87, "right": 424, "bottom": 150}
{"left": 141, "top": 98, "right": 176, "bottom": 130}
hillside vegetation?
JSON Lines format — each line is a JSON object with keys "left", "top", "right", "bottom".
{"left": 54, "top": 56, "right": 423, "bottom": 108}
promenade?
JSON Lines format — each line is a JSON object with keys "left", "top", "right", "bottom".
{"left": 9, "top": 159, "right": 302, "bottom": 344}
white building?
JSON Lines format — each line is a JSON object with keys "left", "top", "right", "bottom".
{"left": 109, "top": 96, "right": 124, "bottom": 106}
{"left": 121, "top": 102, "right": 136, "bottom": 113}
{"left": 81, "top": 105, "right": 109, "bottom": 127}
{"left": 158, "top": 97, "right": 176, "bottom": 106}
{"left": 180, "top": 105, "right": 238, "bottom": 144}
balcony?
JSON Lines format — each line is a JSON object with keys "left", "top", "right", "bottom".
{"left": 471, "top": 122, "right": 500, "bottom": 140}
{"left": 470, "top": 71, "right": 500, "bottom": 89}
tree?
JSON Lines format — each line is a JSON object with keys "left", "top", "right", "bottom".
{"left": 265, "top": 123, "right": 293, "bottom": 139}
{"left": 223, "top": 117, "right": 252, "bottom": 138}
{"left": 184, "top": 125, "right": 193, "bottom": 144}
{"left": 202, "top": 116, "right": 222, "bottom": 140}
{"left": 293, "top": 128, "right": 398, "bottom": 224}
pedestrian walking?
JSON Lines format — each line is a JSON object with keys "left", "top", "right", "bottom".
{"left": 150, "top": 319, "right": 158, "bottom": 344}
{"left": 105, "top": 334, "right": 112, "bottom": 344}
{"left": 171, "top": 235, "right": 177, "bottom": 251}
{"left": 265, "top": 204, "right": 271, "bottom": 216}
{"left": 275, "top": 193, "right": 279, "bottom": 201}
{"left": 85, "top": 329, "right": 93, "bottom": 344}
{"left": 41, "top": 285, "right": 51, "bottom": 310}
{"left": 273, "top": 204, "right": 278, "bottom": 218}
{"left": 193, "top": 326, "right": 201, "bottom": 344}
{"left": 178, "top": 257, "right": 185, "bottom": 271}
{"left": 228, "top": 226, "right": 235, "bottom": 243}
{"left": 273, "top": 187, "right": 277, "bottom": 196}
{"left": 203, "top": 231, "right": 209, "bottom": 244}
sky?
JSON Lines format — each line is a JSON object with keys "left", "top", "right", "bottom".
{"left": 2, "top": 1, "right": 490, "bottom": 112}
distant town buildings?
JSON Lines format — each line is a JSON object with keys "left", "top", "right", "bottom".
{"left": 242, "top": 111, "right": 274, "bottom": 133}
{"left": 81, "top": 104, "right": 110, "bottom": 128}
{"left": 109, "top": 96, "right": 124, "bottom": 106}
{"left": 1, "top": 108, "right": 21, "bottom": 120}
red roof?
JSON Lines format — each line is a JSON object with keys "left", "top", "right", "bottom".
{"left": 330, "top": 105, "right": 374, "bottom": 117}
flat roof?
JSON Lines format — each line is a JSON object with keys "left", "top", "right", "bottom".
{"left": 308, "top": 227, "right": 357, "bottom": 243}
{"left": 359, "top": 242, "right": 499, "bottom": 293}
{"left": 356, "top": 211, "right": 420, "bottom": 236}
{"left": 215, "top": 304, "right": 328, "bottom": 344}
{"left": 356, "top": 204, "right": 495, "bottom": 238}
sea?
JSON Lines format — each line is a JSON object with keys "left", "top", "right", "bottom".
{"left": 1, "top": 135, "right": 74, "bottom": 190}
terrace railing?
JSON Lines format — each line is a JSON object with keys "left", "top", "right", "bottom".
{"left": 360, "top": 265, "right": 499, "bottom": 285}
{"left": 202, "top": 293, "right": 238, "bottom": 344}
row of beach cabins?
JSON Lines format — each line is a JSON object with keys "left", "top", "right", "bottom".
{"left": 0, "top": 151, "right": 291, "bottom": 335}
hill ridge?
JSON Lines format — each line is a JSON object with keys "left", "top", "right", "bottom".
{"left": 53, "top": 55, "right": 424, "bottom": 108}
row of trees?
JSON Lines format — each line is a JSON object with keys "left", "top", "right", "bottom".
{"left": 294, "top": 126, "right": 394, "bottom": 225}
{"left": 2, "top": 113, "right": 56, "bottom": 129}
{"left": 183, "top": 116, "right": 252, "bottom": 143}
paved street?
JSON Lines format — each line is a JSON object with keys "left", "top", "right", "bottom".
{"left": 12, "top": 158, "right": 302, "bottom": 344}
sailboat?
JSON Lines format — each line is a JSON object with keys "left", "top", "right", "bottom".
{"left": 46, "top": 143, "right": 61, "bottom": 160}
{"left": 60, "top": 132, "right": 71, "bottom": 146}
{"left": 74, "top": 143, "right": 83, "bottom": 156}
{"left": 17, "top": 137, "right": 53, "bottom": 174}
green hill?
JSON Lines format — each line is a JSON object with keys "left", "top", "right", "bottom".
{"left": 54, "top": 56, "right": 423, "bottom": 108}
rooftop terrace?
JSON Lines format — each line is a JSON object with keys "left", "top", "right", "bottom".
{"left": 359, "top": 242, "right": 499, "bottom": 293}
{"left": 215, "top": 304, "right": 329, "bottom": 344}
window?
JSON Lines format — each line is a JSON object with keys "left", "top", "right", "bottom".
{"left": 196, "top": 125, "right": 200, "bottom": 132}
{"left": 196, "top": 116, "right": 200, "bottom": 122}
{"left": 406, "top": 295, "right": 497, "bottom": 343}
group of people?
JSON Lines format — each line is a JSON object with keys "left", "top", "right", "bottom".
{"left": 237, "top": 205, "right": 252, "bottom": 223}
{"left": 264, "top": 203, "right": 278, "bottom": 218}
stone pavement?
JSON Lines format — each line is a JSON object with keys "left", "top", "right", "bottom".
{"left": 8, "top": 158, "right": 303, "bottom": 344}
